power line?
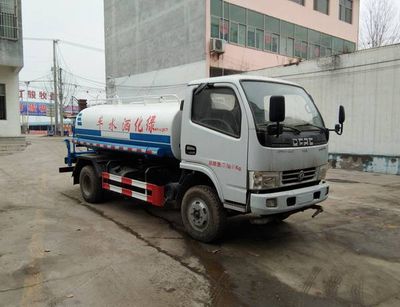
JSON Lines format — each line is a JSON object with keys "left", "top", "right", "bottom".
{"left": 23, "top": 37, "right": 53, "bottom": 42}
{"left": 23, "top": 37, "right": 104, "bottom": 52}
{"left": 62, "top": 69, "right": 106, "bottom": 86}
{"left": 60, "top": 40, "right": 104, "bottom": 52}
{"left": 20, "top": 79, "right": 52, "bottom": 83}
{"left": 20, "top": 80, "right": 105, "bottom": 90}
{"left": 22, "top": 38, "right": 186, "bottom": 91}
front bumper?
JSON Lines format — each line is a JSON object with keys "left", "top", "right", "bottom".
{"left": 250, "top": 182, "right": 329, "bottom": 215}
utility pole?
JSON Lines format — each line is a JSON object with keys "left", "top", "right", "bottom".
{"left": 53, "top": 39, "right": 59, "bottom": 135}
{"left": 59, "top": 67, "right": 64, "bottom": 135}
{"left": 25, "top": 81, "right": 30, "bottom": 134}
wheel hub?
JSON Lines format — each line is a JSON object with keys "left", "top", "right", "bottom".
{"left": 82, "top": 174, "right": 91, "bottom": 194}
{"left": 188, "top": 198, "right": 209, "bottom": 231}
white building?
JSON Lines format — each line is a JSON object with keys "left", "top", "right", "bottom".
{"left": 0, "top": 0, "right": 23, "bottom": 138}
{"left": 247, "top": 44, "right": 400, "bottom": 175}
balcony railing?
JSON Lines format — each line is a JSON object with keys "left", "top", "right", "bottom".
{"left": 0, "top": 0, "right": 18, "bottom": 40}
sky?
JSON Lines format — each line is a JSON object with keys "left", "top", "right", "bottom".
{"left": 20, "top": 0, "right": 106, "bottom": 102}
{"left": 19, "top": 0, "right": 400, "bottom": 102}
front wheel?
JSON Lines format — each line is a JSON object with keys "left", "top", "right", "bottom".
{"left": 181, "top": 185, "right": 226, "bottom": 243}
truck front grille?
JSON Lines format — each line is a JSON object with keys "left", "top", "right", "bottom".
{"left": 282, "top": 167, "right": 316, "bottom": 185}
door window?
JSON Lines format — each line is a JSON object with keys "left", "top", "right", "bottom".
{"left": 192, "top": 87, "right": 241, "bottom": 138}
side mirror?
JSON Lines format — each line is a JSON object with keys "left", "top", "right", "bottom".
{"left": 330, "top": 105, "right": 345, "bottom": 135}
{"left": 339, "top": 105, "right": 345, "bottom": 124}
{"left": 269, "top": 96, "right": 285, "bottom": 123}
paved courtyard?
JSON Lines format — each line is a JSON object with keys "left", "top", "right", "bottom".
{"left": 0, "top": 136, "right": 399, "bottom": 306}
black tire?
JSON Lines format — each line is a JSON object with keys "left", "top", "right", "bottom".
{"left": 181, "top": 185, "right": 226, "bottom": 243}
{"left": 79, "top": 165, "right": 104, "bottom": 203}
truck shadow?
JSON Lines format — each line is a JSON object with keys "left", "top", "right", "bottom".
{"left": 63, "top": 187, "right": 303, "bottom": 247}
{"left": 106, "top": 194, "right": 301, "bottom": 246}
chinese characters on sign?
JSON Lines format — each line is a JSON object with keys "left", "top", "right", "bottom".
{"left": 19, "top": 102, "right": 49, "bottom": 116}
{"left": 208, "top": 160, "right": 242, "bottom": 172}
{"left": 95, "top": 114, "right": 168, "bottom": 134}
{"left": 19, "top": 90, "right": 55, "bottom": 101}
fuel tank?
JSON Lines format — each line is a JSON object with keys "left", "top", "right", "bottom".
{"left": 73, "top": 102, "right": 182, "bottom": 159}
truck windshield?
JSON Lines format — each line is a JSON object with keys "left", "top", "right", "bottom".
{"left": 241, "top": 81, "right": 324, "bottom": 130}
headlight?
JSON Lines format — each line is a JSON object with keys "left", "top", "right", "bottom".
{"left": 249, "top": 171, "right": 280, "bottom": 190}
{"left": 317, "top": 163, "right": 330, "bottom": 180}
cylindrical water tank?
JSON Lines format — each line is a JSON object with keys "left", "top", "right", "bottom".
{"left": 73, "top": 101, "right": 182, "bottom": 159}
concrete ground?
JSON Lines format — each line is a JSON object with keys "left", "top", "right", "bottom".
{"left": 0, "top": 136, "right": 399, "bottom": 307}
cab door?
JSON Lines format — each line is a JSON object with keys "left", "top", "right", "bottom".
{"left": 181, "top": 83, "right": 249, "bottom": 204}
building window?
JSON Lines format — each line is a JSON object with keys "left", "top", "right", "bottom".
{"left": 343, "top": 40, "right": 355, "bottom": 53}
{"left": 280, "top": 21, "right": 295, "bottom": 57}
{"left": 265, "top": 16, "right": 280, "bottom": 53}
{"left": 314, "top": 0, "right": 329, "bottom": 15}
{"left": 0, "top": 0, "right": 18, "bottom": 40}
{"left": 247, "top": 26, "right": 256, "bottom": 48}
{"left": 332, "top": 37, "right": 344, "bottom": 54}
{"left": 308, "top": 29, "right": 321, "bottom": 59}
{"left": 294, "top": 25, "right": 308, "bottom": 59}
{"left": 210, "top": 0, "right": 356, "bottom": 60}
{"left": 320, "top": 33, "right": 333, "bottom": 56}
{"left": 211, "top": 16, "right": 220, "bottom": 38}
{"left": 229, "top": 4, "right": 246, "bottom": 46}
{"left": 280, "top": 38, "right": 294, "bottom": 57}
{"left": 0, "top": 84, "right": 6, "bottom": 120}
{"left": 230, "top": 23, "right": 246, "bottom": 46}
{"left": 247, "top": 10, "right": 264, "bottom": 50}
{"left": 339, "top": 0, "right": 352, "bottom": 24}
{"left": 289, "top": 0, "right": 305, "bottom": 5}
{"left": 230, "top": 4, "right": 246, "bottom": 24}
{"left": 256, "top": 29, "right": 264, "bottom": 50}
{"left": 211, "top": 0, "right": 229, "bottom": 40}
{"left": 220, "top": 19, "right": 229, "bottom": 41}
{"left": 211, "top": 0, "right": 229, "bottom": 19}
{"left": 265, "top": 33, "right": 279, "bottom": 53}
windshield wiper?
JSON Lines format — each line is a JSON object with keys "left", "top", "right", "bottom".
{"left": 295, "top": 123, "right": 326, "bottom": 133}
{"left": 282, "top": 125, "right": 302, "bottom": 134}
{"left": 258, "top": 123, "right": 302, "bottom": 135}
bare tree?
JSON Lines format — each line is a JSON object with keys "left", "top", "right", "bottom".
{"left": 360, "top": 0, "right": 400, "bottom": 48}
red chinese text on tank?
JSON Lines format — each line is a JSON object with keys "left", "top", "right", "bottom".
{"left": 122, "top": 118, "right": 132, "bottom": 132}
{"left": 97, "top": 116, "right": 104, "bottom": 129}
{"left": 146, "top": 115, "right": 156, "bottom": 133}
{"left": 109, "top": 118, "right": 117, "bottom": 131}
{"left": 132, "top": 115, "right": 168, "bottom": 133}
{"left": 134, "top": 117, "right": 144, "bottom": 132}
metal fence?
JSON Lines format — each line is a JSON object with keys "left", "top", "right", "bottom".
{"left": 0, "top": 0, "right": 18, "bottom": 40}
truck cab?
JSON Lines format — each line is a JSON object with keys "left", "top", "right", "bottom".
{"left": 179, "top": 75, "right": 343, "bottom": 239}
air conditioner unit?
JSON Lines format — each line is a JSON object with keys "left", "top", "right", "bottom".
{"left": 210, "top": 38, "right": 225, "bottom": 54}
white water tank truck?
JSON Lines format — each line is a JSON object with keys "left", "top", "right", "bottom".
{"left": 60, "top": 75, "right": 345, "bottom": 242}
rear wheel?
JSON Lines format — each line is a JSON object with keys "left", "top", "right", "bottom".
{"left": 181, "top": 185, "right": 226, "bottom": 243}
{"left": 79, "top": 165, "right": 104, "bottom": 203}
